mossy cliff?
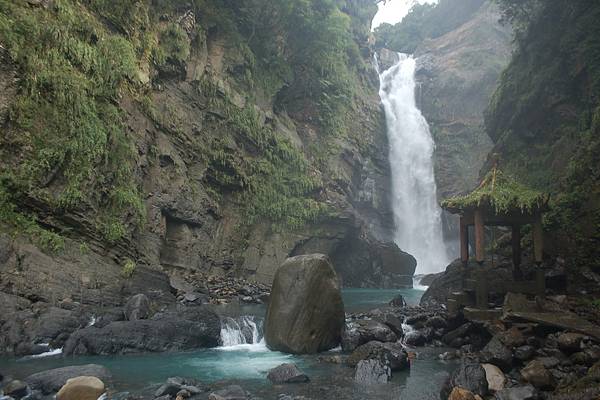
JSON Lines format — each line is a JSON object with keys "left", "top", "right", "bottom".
{"left": 484, "top": 0, "right": 600, "bottom": 290}
{"left": 0, "top": 0, "right": 416, "bottom": 303}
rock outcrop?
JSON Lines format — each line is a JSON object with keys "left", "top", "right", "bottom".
{"left": 56, "top": 376, "right": 105, "bottom": 400}
{"left": 25, "top": 365, "right": 111, "bottom": 395}
{"left": 63, "top": 306, "right": 220, "bottom": 355}
{"left": 413, "top": 1, "right": 511, "bottom": 199}
{"left": 264, "top": 254, "right": 344, "bottom": 354}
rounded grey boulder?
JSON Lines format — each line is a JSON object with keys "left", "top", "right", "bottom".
{"left": 264, "top": 254, "right": 344, "bottom": 354}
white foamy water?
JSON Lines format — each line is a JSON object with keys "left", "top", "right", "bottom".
{"left": 377, "top": 53, "right": 450, "bottom": 275}
{"left": 412, "top": 276, "right": 429, "bottom": 291}
{"left": 22, "top": 345, "right": 63, "bottom": 359}
{"left": 219, "top": 315, "right": 266, "bottom": 351}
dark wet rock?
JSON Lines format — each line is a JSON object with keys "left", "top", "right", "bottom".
{"left": 405, "top": 313, "right": 429, "bottom": 326}
{"left": 441, "top": 362, "right": 488, "bottom": 399}
{"left": 346, "top": 341, "right": 409, "bottom": 371}
{"left": 354, "top": 359, "right": 391, "bottom": 384}
{"left": 481, "top": 336, "right": 513, "bottom": 372}
{"left": 208, "top": 385, "right": 247, "bottom": 400}
{"left": 184, "top": 292, "right": 210, "bottom": 304}
{"left": 443, "top": 323, "right": 475, "bottom": 346}
{"left": 264, "top": 254, "right": 344, "bottom": 354}
{"left": 341, "top": 319, "right": 398, "bottom": 352}
{"left": 30, "top": 307, "right": 82, "bottom": 346}
{"left": 124, "top": 294, "right": 151, "bottom": 321}
{"left": 372, "top": 312, "right": 404, "bottom": 336}
{"left": 154, "top": 377, "right": 204, "bottom": 397}
{"left": 515, "top": 345, "right": 535, "bottom": 361}
{"left": 404, "top": 330, "right": 427, "bottom": 346}
{"left": 3, "top": 380, "right": 29, "bottom": 399}
{"left": 497, "top": 327, "right": 526, "bottom": 348}
{"left": 494, "top": 384, "right": 538, "bottom": 400}
{"left": 557, "top": 332, "right": 584, "bottom": 353}
{"left": 422, "top": 260, "right": 512, "bottom": 305}
{"left": 92, "top": 308, "right": 125, "bottom": 328}
{"left": 64, "top": 306, "right": 220, "bottom": 355}
{"left": 537, "top": 356, "right": 560, "bottom": 369}
{"left": 267, "top": 363, "right": 309, "bottom": 384}
{"left": 419, "top": 273, "right": 442, "bottom": 287}
{"left": 520, "top": 360, "right": 554, "bottom": 389}
{"left": 425, "top": 315, "right": 448, "bottom": 330}
{"left": 389, "top": 295, "right": 406, "bottom": 307}
{"left": 25, "top": 364, "right": 111, "bottom": 395}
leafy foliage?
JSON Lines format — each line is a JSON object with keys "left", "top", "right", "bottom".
{"left": 0, "top": 0, "right": 144, "bottom": 243}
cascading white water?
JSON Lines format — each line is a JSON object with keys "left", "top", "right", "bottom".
{"left": 377, "top": 53, "right": 450, "bottom": 275}
{"left": 219, "top": 316, "right": 264, "bottom": 349}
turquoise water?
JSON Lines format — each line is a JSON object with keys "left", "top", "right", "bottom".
{"left": 0, "top": 288, "right": 456, "bottom": 399}
{"left": 341, "top": 287, "right": 424, "bottom": 312}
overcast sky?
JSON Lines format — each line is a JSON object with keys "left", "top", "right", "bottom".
{"left": 371, "top": 0, "right": 439, "bottom": 30}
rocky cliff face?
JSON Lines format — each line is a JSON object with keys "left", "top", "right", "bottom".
{"left": 483, "top": 0, "right": 600, "bottom": 290}
{"left": 0, "top": 0, "right": 415, "bottom": 309}
{"left": 415, "top": 1, "right": 511, "bottom": 201}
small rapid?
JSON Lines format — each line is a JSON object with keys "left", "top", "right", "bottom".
{"left": 219, "top": 315, "right": 268, "bottom": 351}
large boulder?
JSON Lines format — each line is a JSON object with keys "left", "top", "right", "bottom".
{"left": 557, "top": 332, "right": 584, "bottom": 353}
{"left": 56, "top": 376, "right": 104, "bottom": 400}
{"left": 441, "top": 362, "right": 488, "bottom": 399}
{"left": 264, "top": 254, "right": 344, "bottom": 354}
{"left": 354, "top": 359, "right": 391, "bottom": 384}
{"left": 481, "top": 336, "right": 513, "bottom": 372}
{"left": 341, "top": 319, "right": 398, "bottom": 352}
{"left": 154, "top": 377, "right": 204, "bottom": 398}
{"left": 63, "top": 306, "right": 220, "bottom": 355}
{"left": 3, "top": 380, "right": 29, "bottom": 399}
{"left": 267, "top": 364, "right": 309, "bottom": 384}
{"left": 520, "top": 360, "right": 554, "bottom": 389}
{"left": 25, "top": 365, "right": 111, "bottom": 395}
{"left": 346, "top": 341, "right": 409, "bottom": 371}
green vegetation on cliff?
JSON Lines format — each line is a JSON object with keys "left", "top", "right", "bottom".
{"left": 0, "top": 0, "right": 144, "bottom": 244}
{"left": 0, "top": 0, "right": 378, "bottom": 248}
{"left": 374, "top": 0, "right": 486, "bottom": 53}
{"left": 485, "top": 0, "right": 600, "bottom": 272}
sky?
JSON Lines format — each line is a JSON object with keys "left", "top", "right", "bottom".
{"left": 371, "top": 0, "right": 439, "bottom": 30}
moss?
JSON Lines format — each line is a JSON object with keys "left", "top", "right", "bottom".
{"left": 441, "top": 167, "right": 548, "bottom": 214}
{"left": 0, "top": 0, "right": 145, "bottom": 244}
{"left": 121, "top": 258, "right": 136, "bottom": 278}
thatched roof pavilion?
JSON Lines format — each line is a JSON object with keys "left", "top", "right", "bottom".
{"left": 442, "top": 166, "right": 549, "bottom": 267}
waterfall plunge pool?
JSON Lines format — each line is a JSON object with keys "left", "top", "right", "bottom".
{"left": 0, "top": 287, "right": 456, "bottom": 399}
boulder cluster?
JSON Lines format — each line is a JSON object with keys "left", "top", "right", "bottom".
{"left": 169, "top": 272, "right": 271, "bottom": 306}
{"left": 0, "top": 365, "right": 110, "bottom": 400}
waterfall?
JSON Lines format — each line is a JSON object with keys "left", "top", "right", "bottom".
{"left": 219, "top": 316, "right": 264, "bottom": 348}
{"left": 377, "top": 53, "right": 450, "bottom": 275}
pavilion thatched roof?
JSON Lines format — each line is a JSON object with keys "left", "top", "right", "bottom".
{"left": 441, "top": 167, "right": 549, "bottom": 216}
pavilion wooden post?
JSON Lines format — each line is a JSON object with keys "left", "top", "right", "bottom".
{"left": 460, "top": 216, "right": 469, "bottom": 265}
{"left": 474, "top": 208, "right": 485, "bottom": 264}
{"left": 533, "top": 214, "right": 543, "bottom": 264}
